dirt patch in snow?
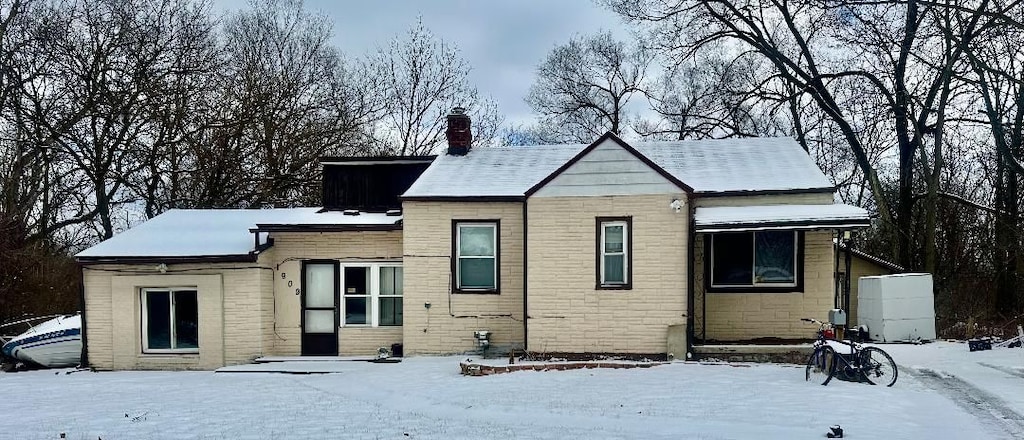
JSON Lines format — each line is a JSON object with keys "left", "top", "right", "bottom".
{"left": 460, "top": 360, "right": 667, "bottom": 376}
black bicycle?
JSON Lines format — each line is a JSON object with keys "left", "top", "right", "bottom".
{"left": 803, "top": 318, "right": 898, "bottom": 387}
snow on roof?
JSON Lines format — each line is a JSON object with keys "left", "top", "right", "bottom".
{"left": 694, "top": 204, "right": 870, "bottom": 232}
{"left": 634, "top": 137, "right": 833, "bottom": 194}
{"left": 402, "top": 136, "right": 833, "bottom": 198}
{"left": 835, "top": 239, "right": 905, "bottom": 272}
{"left": 76, "top": 208, "right": 401, "bottom": 259}
{"left": 403, "top": 144, "right": 586, "bottom": 198}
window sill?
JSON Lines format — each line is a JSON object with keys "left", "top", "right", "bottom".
{"left": 340, "top": 324, "right": 402, "bottom": 328}
{"left": 139, "top": 351, "right": 199, "bottom": 357}
{"left": 596, "top": 283, "right": 632, "bottom": 291}
{"left": 453, "top": 289, "right": 500, "bottom": 295}
{"left": 707, "top": 286, "right": 803, "bottom": 293}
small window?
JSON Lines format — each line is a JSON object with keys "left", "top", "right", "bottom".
{"left": 378, "top": 266, "right": 403, "bottom": 326}
{"left": 454, "top": 221, "right": 498, "bottom": 292}
{"left": 711, "top": 231, "right": 798, "bottom": 288}
{"left": 597, "top": 217, "right": 631, "bottom": 289}
{"left": 141, "top": 288, "right": 199, "bottom": 353}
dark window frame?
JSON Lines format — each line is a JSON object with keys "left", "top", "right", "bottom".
{"left": 451, "top": 219, "right": 501, "bottom": 294}
{"left": 705, "top": 231, "right": 805, "bottom": 293}
{"left": 595, "top": 216, "right": 633, "bottom": 290}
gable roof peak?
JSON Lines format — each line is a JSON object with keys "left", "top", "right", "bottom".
{"left": 523, "top": 132, "right": 693, "bottom": 197}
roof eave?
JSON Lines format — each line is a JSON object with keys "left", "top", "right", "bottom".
{"left": 695, "top": 218, "right": 871, "bottom": 233}
{"left": 400, "top": 195, "right": 526, "bottom": 203}
{"left": 319, "top": 155, "right": 436, "bottom": 164}
{"left": 694, "top": 187, "right": 836, "bottom": 198}
{"left": 250, "top": 223, "right": 403, "bottom": 233}
{"left": 76, "top": 253, "right": 259, "bottom": 265}
{"left": 837, "top": 242, "right": 905, "bottom": 272}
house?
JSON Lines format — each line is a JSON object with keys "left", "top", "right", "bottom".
{"left": 76, "top": 109, "right": 871, "bottom": 370}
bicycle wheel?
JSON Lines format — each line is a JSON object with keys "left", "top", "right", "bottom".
{"left": 806, "top": 345, "right": 836, "bottom": 385}
{"left": 860, "top": 347, "right": 898, "bottom": 387}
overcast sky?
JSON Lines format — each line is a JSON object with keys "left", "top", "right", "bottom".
{"left": 215, "top": 0, "right": 630, "bottom": 125}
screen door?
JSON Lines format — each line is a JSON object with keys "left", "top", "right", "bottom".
{"left": 301, "top": 261, "right": 338, "bottom": 356}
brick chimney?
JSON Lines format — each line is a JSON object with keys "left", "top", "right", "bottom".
{"left": 445, "top": 107, "right": 472, "bottom": 156}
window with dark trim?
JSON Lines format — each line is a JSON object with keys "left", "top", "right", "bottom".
{"left": 141, "top": 287, "right": 199, "bottom": 353}
{"left": 453, "top": 220, "right": 500, "bottom": 293}
{"left": 596, "top": 217, "right": 632, "bottom": 290}
{"left": 708, "top": 231, "right": 803, "bottom": 291}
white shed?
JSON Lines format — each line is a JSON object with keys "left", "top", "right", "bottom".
{"left": 857, "top": 273, "right": 937, "bottom": 342}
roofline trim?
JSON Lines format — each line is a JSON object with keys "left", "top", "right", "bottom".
{"left": 523, "top": 132, "right": 695, "bottom": 197}
{"left": 694, "top": 187, "right": 836, "bottom": 197}
{"left": 319, "top": 155, "right": 436, "bottom": 165}
{"left": 837, "top": 242, "right": 905, "bottom": 272}
{"left": 250, "top": 224, "right": 402, "bottom": 233}
{"left": 400, "top": 195, "right": 526, "bottom": 203}
{"left": 695, "top": 219, "right": 871, "bottom": 232}
{"left": 76, "top": 254, "right": 259, "bottom": 265}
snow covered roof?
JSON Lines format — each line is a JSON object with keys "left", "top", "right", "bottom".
{"left": 403, "top": 144, "right": 585, "bottom": 198}
{"left": 76, "top": 208, "right": 401, "bottom": 261}
{"left": 694, "top": 204, "right": 870, "bottom": 232}
{"left": 633, "top": 137, "right": 833, "bottom": 194}
{"left": 835, "top": 239, "right": 904, "bottom": 272}
{"left": 402, "top": 135, "right": 833, "bottom": 198}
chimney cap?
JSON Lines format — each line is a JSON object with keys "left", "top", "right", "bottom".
{"left": 450, "top": 106, "right": 466, "bottom": 115}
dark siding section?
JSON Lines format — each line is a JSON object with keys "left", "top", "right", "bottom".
{"left": 322, "top": 159, "right": 434, "bottom": 211}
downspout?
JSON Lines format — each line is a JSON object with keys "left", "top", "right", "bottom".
{"left": 844, "top": 237, "right": 853, "bottom": 316}
{"left": 78, "top": 263, "right": 89, "bottom": 368}
{"left": 522, "top": 200, "right": 529, "bottom": 352}
{"left": 833, "top": 229, "right": 841, "bottom": 309}
{"left": 685, "top": 194, "right": 696, "bottom": 358}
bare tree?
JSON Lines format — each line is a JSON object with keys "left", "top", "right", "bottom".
{"left": 526, "top": 30, "right": 651, "bottom": 143}
{"left": 606, "top": 0, "right": 993, "bottom": 270}
{"left": 636, "top": 49, "right": 790, "bottom": 140}
{"left": 955, "top": 1, "right": 1024, "bottom": 313}
{"left": 371, "top": 18, "right": 500, "bottom": 155}
{"left": 178, "top": 0, "right": 382, "bottom": 209}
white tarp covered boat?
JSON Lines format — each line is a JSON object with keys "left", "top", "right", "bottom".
{"left": 1, "top": 314, "right": 82, "bottom": 368}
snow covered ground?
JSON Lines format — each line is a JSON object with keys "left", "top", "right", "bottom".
{"left": 1, "top": 342, "right": 1021, "bottom": 439}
